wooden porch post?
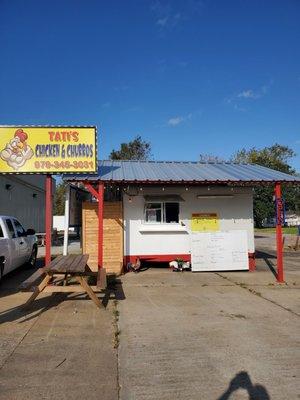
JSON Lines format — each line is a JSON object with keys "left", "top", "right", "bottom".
{"left": 98, "top": 182, "right": 104, "bottom": 269}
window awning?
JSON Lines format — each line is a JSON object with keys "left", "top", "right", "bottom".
{"left": 143, "top": 195, "right": 185, "bottom": 202}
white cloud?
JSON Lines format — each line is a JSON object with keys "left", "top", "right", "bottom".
{"left": 225, "top": 81, "right": 273, "bottom": 111}
{"left": 237, "top": 82, "right": 272, "bottom": 100}
{"left": 168, "top": 116, "right": 184, "bottom": 126}
{"left": 167, "top": 113, "right": 192, "bottom": 126}
{"left": 237, "top": 89, "right": 259, "bottom": 99}
{"left": 151, "top": 0, "right": 204, "bottom": 31}
{"left": 151, "top": 1, "right": 182, "bottom": 30}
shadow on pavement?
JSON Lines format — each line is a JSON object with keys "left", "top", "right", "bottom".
{"left": 0, "top": 293, "right": 63, "bottom": 324}
{"left": 0, "top": 261, "right": 126, "bottom": 323}
{"left": 218, "top": 371, "right": 270, "bottom": 400}
{"left": 0, "top": 258, "right": 45, "bottom": 299}
{"left": 102, "top": 276, "right": 126, "bottom": 308}
{"left": 256, "top": 250, "right": 278, "bottom": 278}
{"left": 0, "top": 282, "right": 126, "bottom": 324}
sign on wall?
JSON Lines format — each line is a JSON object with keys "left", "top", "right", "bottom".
{"left": 191, "top": 230, "right": 249, "bottom": 271}
{"left": 0, "top": 126, "right": 97, "bottom": 174}
{"left": 191, "top": 213, "right": 219, "bottom": 232}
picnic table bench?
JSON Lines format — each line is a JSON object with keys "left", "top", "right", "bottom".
{"left": 20, "top": 254, "right": 106, "bottom": 309}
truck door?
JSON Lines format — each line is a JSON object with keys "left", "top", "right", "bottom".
{"left": 12, "top": 219, "right": 31, "bottom": 265}
{"left": 4, "top": 218, "right": 21, "bottom": 272}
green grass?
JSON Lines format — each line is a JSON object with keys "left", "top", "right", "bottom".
{"left": 255, "top": 227, "right": 298, "bottom": 234}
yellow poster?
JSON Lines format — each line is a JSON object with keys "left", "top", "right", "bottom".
{"left": 0, "top": 126, "right": 97, "bottom": 174}
{"left": 191, "top": 213, "right": 219, "bottom": 232}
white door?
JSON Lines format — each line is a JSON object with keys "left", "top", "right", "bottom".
{"left": 4, "top": 218, "right": 21, "bottom": 272}
{"left": 12, "top": 219, "right": 31, "bottom": 265}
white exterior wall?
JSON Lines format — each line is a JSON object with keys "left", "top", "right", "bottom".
{"left": 0, "top": 175, "right": 54, "bottom": 232}
{"left": 123, "top": 186, "right": 255, "bottom": 257}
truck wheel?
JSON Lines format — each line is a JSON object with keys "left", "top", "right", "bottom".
{"left": 27, "top": 246, "right": 37, "bottom": 268}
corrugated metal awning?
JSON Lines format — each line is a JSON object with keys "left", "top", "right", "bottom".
{"left": 63, "top": 160, "right": 300, "bottom": 185}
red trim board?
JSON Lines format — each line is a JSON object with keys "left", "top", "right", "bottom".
{"left": 124, "top": 253, "right": 256, "bottom": 269}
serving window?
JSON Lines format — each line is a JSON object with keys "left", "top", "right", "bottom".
{"left": 144, "top": 202, "right": 179, "bottom": 224}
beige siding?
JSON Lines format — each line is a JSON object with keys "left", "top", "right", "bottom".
{"left": 0, "top": 175, "right": 54, "bottom": 232}
{"left": 82, "top": 201, "right": 123, "bottom": 274}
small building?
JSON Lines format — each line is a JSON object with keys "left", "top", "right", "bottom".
{"left": 64, "top": 160, "right": 300, "bottom": 275}
{"left": 0, "top": 174, "right": 55, "bottom": 232}
{"left": 263, "top": 212, "right": 300, "bottom": 228}
{"left": 285, "top": 212, "right": 300, "bottom": 227}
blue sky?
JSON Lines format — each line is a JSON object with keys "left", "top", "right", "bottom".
{"left": 0, "top": 0, "right": 299, "bottom": 169}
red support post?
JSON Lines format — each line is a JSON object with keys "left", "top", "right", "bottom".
{"left": 275, "top": 183, "right": 284, "bottom": 283}
{"left": 45, "top": 174, "right": 52, "bottom": 266}
{"left": 98, "top": 182, "right": 104, "bottom": 269}
{"left": 84, "top": 182, "right": 99, "bottom": 200}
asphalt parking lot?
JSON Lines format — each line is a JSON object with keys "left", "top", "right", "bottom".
{"left": 0, "top": 234, "right": 299, "bottom": 400}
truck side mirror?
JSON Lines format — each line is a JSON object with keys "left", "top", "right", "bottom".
{"left": 26, "top": 228, "right": 36, "bottom": 236}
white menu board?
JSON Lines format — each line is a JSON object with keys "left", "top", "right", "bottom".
{"left": 191, "top": 230, "right": 249, "bottom": 271}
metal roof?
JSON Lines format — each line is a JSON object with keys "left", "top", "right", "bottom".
{"left": 64, "top": 160, "right": 300, "bottom": 184}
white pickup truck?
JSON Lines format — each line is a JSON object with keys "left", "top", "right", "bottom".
{"left": 0, "top": 216, "right": 38, "bottom": 281}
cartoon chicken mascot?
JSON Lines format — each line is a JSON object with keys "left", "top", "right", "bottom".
{"left": 0, "top": 129, "right": 34, "bottom": 171}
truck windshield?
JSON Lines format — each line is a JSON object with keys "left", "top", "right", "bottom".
{"left": 0, "top": 224, "right": 3, "bottom": 238}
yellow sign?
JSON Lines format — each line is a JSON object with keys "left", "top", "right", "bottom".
{"left": 0, "top": 126, "right": 97, "bottom": 174}
{"left": 191, "top": 213, "right": 220, "bottom": 232}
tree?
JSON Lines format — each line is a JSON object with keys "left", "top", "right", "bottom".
{"left": 54, "top": 181, "right": 67, "bottom": 215}
{"left": 199, "top": 154, "right": 225, "bottom": 163}
{"left": 232, "top": 144, "right": 296, "bottom": 174}
{"left": 109, "top": 135, "right": 152, "bottom": 160}
{"left": 232, "top": 144, "right": 300, "bottom": 227}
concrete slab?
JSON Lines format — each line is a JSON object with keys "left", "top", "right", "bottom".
{"left": 123, "top": 267, "right": 234, "bottom": 287}
{"left": 118, "top": 268, "right": 300, "bottom": 400}
{"left": 0, "top": 262, "right": 118, "bottom": 400}
{"left": 246, "top": 285, "right": 300, "bottom": 316}
{"left": 1, "top": 235, "right": 299, "bottom": 400}
{"left": 37, "top": 240, "right": 81, "bottom": 257}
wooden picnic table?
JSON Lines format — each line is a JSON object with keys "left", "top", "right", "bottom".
{"left": 20, "top": 254, "right": 106, "bottom": 309}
